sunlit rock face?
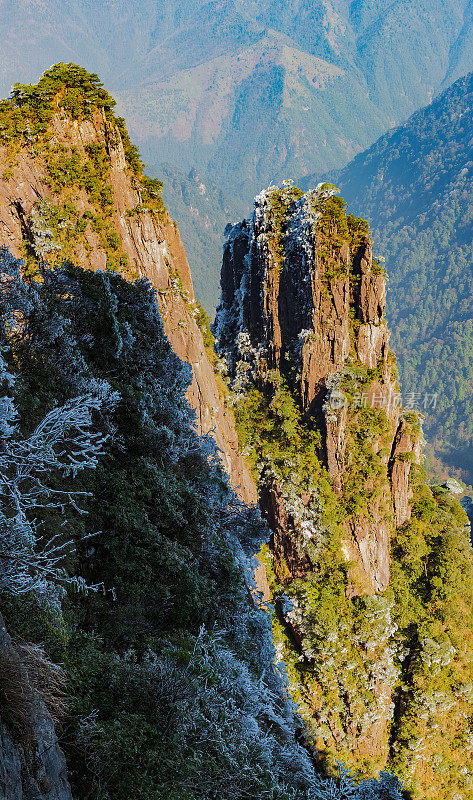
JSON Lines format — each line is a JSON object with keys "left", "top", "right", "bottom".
{"left": 214, "top": 183, "right": 425, "bottom": 773}
{"left": 215, "top": 183, "right": 420, "bottom": 595}
{"left": 0, "top": 99, "right": 256, "bottom": 504}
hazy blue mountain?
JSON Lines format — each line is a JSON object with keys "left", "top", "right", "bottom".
{"left": 3, "top": 0, "right": 473, "bottom": 310}
{"left": 115, "top": 0, "right": 473, "bottom": 197}
{"left": 1, "top": 2, "right": 473, "bottom": 191}
{"left": 327, "top": 71, "right": 473, "bottom": 481}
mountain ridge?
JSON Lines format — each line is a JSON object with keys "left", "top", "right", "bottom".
{"left": 2, "top": 0, "right": 473, "bottom": 200}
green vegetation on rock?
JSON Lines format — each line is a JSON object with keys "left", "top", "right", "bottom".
{"left": 235, "top": 358, "right": 473, "bottom": 798}
{"left": 0, "top": 63, "right": 115, "bottom": 149}
{"left": 227, "top": 186, "right": 473, "bottom": 798}
{"left": 0, "top": 64, "right": 168, "bottom": 280}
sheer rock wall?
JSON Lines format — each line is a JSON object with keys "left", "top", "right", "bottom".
{"left": 215, "top": 187, "right": 419, "bottom": 595}
{"left": 0, "top": 107, "right": 255, "bottom": 504}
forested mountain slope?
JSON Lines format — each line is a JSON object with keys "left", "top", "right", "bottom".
{"left": 158, "top": 164, "right": 235, "bottom": 312}
{"left": 325, "top": 71, "right": 473, "bottom": 481}
{"left": 1, "top": 0, "right": 471, "bottom": 189}
{"left": 215, "top": 182, "right": 473, "bottom": 799}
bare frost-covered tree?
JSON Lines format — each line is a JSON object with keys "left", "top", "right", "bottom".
{"left": 0, "top": 362, "right": 117, "bottom": 607}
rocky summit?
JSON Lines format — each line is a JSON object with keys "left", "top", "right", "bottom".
{"left": 215, "top": 182, "right": 473, "bottom": 798}
{"left": 215, "top": 183, "right": 420, "bottom": 594}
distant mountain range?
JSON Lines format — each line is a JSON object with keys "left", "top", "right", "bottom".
{"left": 157, "top": 165, "right": 234, "bottom": 312}
{"left": 329, "top": 71, "right": 473, "bottom": 482}
{"left": 2, "top": 0, "right": 473, "bottom": 208}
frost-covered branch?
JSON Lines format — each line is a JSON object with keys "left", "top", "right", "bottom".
{"left": 0, "top": 385, "right": 117, "bottom": 606}
{"left": 0, "top": 393, "right": 115, "bottom": 512}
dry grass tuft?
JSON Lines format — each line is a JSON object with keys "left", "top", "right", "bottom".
{"left": 0, "top": 645, "right": 36, "bottom": 744}
{"left": 15, "top": 642, "right": 68, "bottom": 725}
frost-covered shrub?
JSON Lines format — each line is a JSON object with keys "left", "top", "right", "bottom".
{"left": 309, "top": 764, "right": 404, "bottom": 799}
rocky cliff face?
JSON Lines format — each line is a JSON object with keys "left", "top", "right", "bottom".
{"left": 215, "top": 184, "right": 419, "bottom": 596}
{"left": 214, "top": 183, "right": 429, "bottom": 781}
{"left": 0, "top": 69, "right": 256, "bottom": 800}
{"left": 0, "top": 104, "right": 255, "bottom": 504}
